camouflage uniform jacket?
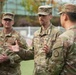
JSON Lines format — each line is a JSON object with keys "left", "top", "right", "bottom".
{"left": 19, "top": 24, "right": 61, "bottom": 75}
{"left": 49, "top": 25, "right": 76, "bottom": 75}
{"left": 0, "top": 29, "right": 28, "bottom": 75}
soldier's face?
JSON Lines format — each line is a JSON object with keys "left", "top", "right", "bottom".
{"left": 38, "top": 14, "right": 52, "bottom": 26}
{"left": 2, "top": 18, "right": 14, "bottom": 29}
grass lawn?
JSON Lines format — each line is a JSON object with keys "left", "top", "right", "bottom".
{"left": 20, "top": 60, "right": 34, "bottom": 75}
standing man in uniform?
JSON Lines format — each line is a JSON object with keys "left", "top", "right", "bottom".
{"left": 9, "top": 5, "right": 61, "bottom": 75}
{"left": 33, "top": 5, "right": 61, "bottom": 75}
{"left": 0, "top": 12, "right": 28, "bottom": 75}
{"left": 48, "top": 4, "right": 76, "bottom": 75}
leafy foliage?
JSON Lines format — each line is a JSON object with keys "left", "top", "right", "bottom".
{"left": 21, "top": 0, "right": 40, "bottom": 14}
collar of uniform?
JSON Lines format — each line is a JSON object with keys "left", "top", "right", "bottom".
{"left": 67, "top": 25, "right": 76, "bottom": 30}
{"left": 39, "top": 24, "right": 53, "bottom": 36}
{"left": 0, "top": 29, "right": 14, "bottom": 37}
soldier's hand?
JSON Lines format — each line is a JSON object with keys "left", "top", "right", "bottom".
{"left": 8, "top": 40, "right": 19, "bottom": 52}
{"left": 43, "top": 44, "right": 50, "bottom": 54}
{"left": 0, "top": 54, "right": 8, "bottom": 63}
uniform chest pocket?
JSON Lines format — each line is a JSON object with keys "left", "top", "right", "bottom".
{"left": 34, "top": 37, "right": 40, "bottom": 45}
{"left": 0, "top": 38, "right": 4, "bottom": 46}
{"left": 5, "top": 37, "right": 16, "bottom": 45}
{"left": 45, "top": 37, "right": 56, "bottom": 48}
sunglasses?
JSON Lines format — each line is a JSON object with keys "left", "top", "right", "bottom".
{"left": 38, "top": 14, "right": 46, "bottom": 17}
{"left": 3, "top": 19, "right": 12, "bottom": 21}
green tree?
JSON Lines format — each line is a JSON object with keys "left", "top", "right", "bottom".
{"left": 0, "top": 0, "right": 7, "bottom": 26}
{"left": 0, "top": 0, "right": 6, "bottom": 15}
{"left": 21, "top": 0, "right": 40, "bottom": 14}
{"left": 21, "top": 0, "right": 64, "bottom": 15}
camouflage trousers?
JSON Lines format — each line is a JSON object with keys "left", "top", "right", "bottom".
{"left": 34, "top": 65, "right": 51, "bottom": 75}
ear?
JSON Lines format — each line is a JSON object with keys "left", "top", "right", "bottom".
{"left": 64, "top": 14, "right": 68, "bottom": 21}
{"left": 1, "top": 19, "right": 3, "bottom": 24}
{"left": 11, "top": 20, "right": 14, "bottom": 26}
{"left": 49, "top": 14, "right": 52, "bottom": 19}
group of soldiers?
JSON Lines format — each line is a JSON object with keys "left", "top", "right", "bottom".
{"left": 0, "top": 3, "right": 76, "bottom": 75}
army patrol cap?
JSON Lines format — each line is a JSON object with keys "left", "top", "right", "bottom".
{"left": 38, "top": 5, "right": 52, "bottom": 15}
{"left": 2, "top": 12, "right": 15, "bottom": 20}
{"left": 59, "top": 4, "right": 76, "bottom": 14}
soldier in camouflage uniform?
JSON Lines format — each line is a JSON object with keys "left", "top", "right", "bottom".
{"left": 9, "top": 5, "right": 61, "bottom": 75}
{"left": 48, "top": 4, "right": 76, "bottom": 75}
{"left": 0, "top": 12, "right": 28, "bottom": 75}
